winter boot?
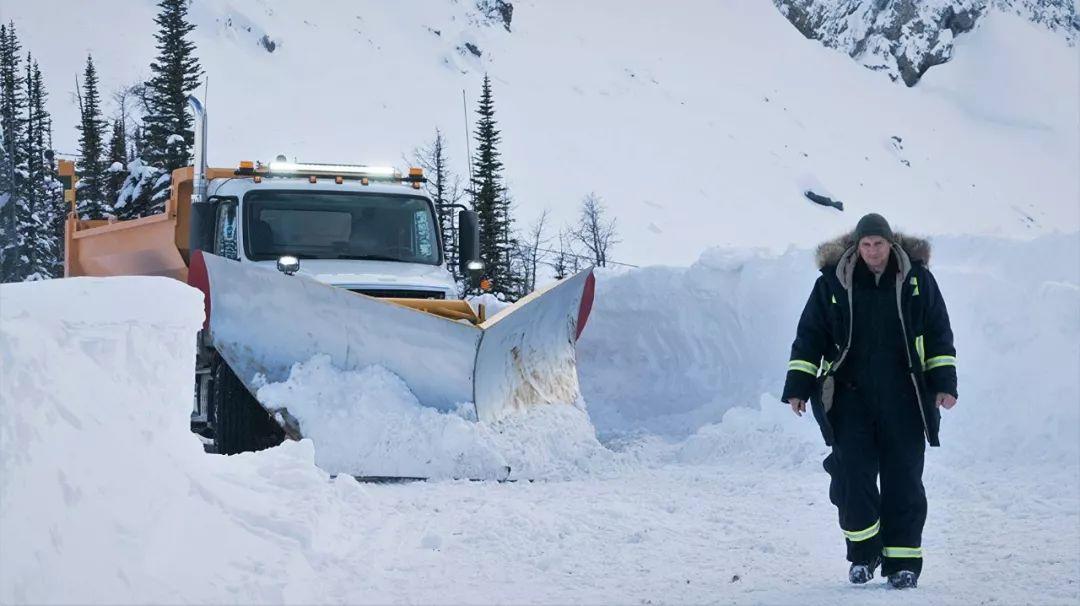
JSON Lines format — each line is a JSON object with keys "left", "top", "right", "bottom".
{"left": 887, "top": 570, "right": 918, "bottom": 589}
{"left": 848, "top": 557, "right": 880, "bottom": 584}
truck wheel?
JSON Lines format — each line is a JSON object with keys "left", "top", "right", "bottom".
{"left": 212, "top": 357, "right": 284, "bottom": 455}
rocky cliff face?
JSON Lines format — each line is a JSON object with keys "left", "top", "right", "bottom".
{"left": 774, "top": 0, "right": 1078, "bottom": 85}
{"left": 476, "top": 0, "right": 513, "bottom": 31}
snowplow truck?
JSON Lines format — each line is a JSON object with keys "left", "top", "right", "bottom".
{"left": 64, "top": 96, "right": 596, "bottom": 458}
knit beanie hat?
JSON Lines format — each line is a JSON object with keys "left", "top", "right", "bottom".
{"left": 854, "top": 213, "right": 895, "bottom": 243}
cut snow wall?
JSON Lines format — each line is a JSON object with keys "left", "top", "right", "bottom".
{"left": 578, "top": 234, "right": 1080, "bottom": 465}
{"left": 0, "top": 278, "right": 206, "bottom": 603}
{"left": 0, "top": 277, "right": 353, "bottom": 604}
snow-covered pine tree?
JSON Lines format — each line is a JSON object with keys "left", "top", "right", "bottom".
{"left": 20, "top": 55, "right": 64, "bottom": 280}
{"left": 0, "top": 127, "right": 14, "bottom": 282}
{"left": 105, "top": 118, "right": 127, "bottom": 207}
{"left": 469, "top": 74, "right": 520, "bottom": 299}
{"left": 118, "top": 0, "right": 201, "bottom": 219}
{"left": 0, "top": 21, "right": 27, "bottom": 282}
{"left": 0, "top": 21, "right": 27, "bottom": 280}
{"left": 414, "top": 128, "right": 464, "bottom": 288}
{"left": 75, "top": 54, "right": 109, "bottom": 219}
{"left": 143, "top": 0, "right": 201, "bottom": 173}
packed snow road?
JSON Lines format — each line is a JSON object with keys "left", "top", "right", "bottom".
{"left": 1, "top": 234, "right": 1077, "bottom": 604}
{"left": 190, "top": 450, "right": 1077, "bottom": 605}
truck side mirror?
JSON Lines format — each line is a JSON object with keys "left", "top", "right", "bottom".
{"left": 196, "top": 195, "right": 235, "bottom": 255}
{"left": 457, "top": 209, "right": 483, "bottom": 285}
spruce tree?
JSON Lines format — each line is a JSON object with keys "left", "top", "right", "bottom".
{"left": 105, "top": 118, "right": 128, "bottom": 206}
{"left": 0, "top": 22, "right": 27, "bottom": 282}
{"left": 21, "top": 56, "right": 64, "bottom": 279}
{"left": 125, "top": 0, "right": 202, "bottom": 218}
{"left": 143, "top": 0, "right": 201, "bottom": 170}
{"left": 469, "top": 74, "right": 518, "bottom": 299}
{"left": 0, "top": 125, "right": 13, "bottom": 281}
{"left": 76, "top": 54, "right": 109, "bottom": 218}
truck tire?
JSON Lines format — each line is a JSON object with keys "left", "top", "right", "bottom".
{"left": 212, "top": 357, "right": 284, "bottom": 455}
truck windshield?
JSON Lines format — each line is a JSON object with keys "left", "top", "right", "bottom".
{"left": 243, "top": 191, "right": 441, "bottom": 265}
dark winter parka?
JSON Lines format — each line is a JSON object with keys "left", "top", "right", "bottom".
{"left": 781, "top": 232, "right": 957, "bottom": 447}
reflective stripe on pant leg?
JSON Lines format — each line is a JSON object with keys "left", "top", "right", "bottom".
{"left": 882, "top": 546, "right": 923, "bottom": 558}
{"left": 842, "top": 519, "right": 880, "bottom": 542}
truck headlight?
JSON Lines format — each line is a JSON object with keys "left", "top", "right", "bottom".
{"left": 276, "top": 255, "right": 300, "bottom": 276}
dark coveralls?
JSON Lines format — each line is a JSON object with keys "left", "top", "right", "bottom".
{"left": 782, "top": 242, "right": 957, "bottom": 577}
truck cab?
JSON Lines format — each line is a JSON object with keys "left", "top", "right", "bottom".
{"left": 206, "top": 166, "right": 459, "bottom": 300}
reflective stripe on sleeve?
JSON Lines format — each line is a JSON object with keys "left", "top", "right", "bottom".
{"left": 842, "top": 520, "right": 880, "bottom": 542}
{"left": 925, "top": 355, "right": 956, "bottom": 370}
{"left": 882, "top": 546, "right": 923, "bottom": 558}
{"left": 787, "top": 360, "right": 818, "bottom": 376}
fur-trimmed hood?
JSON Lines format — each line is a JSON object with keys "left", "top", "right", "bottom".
{"left": 815, "top": 231, "right": 931, "bottom": 269}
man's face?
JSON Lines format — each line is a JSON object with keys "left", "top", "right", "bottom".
{"left": 858, "top": 235, "right": 891, "bottom": 270}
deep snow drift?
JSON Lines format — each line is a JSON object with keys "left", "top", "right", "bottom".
{"left": 3, "top": 234, "right": 1075, "bottom": 604}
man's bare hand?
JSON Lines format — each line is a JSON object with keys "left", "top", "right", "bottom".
{"left": 788, "top": 398, "right": 807, "bottom": 416}
{"left": 936, "top": 393, "right": 957, "bottom": 410}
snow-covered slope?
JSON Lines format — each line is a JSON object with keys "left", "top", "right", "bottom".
{"left": 2, "top": 233, "right": 1077, "bottom": 603}
{"left": 9, "top": 1, "right": 1079, "bottom": 266}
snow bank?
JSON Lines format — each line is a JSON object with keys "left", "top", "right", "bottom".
{"left": 256, "top": 355, "right": 618, "bottom": 480}
{"left": 0, "top": 277, "right": 204, "bottom": 602}
{"left": 0, "top": 278, "right": 343, "bottom": 604}
{"left": 578, "top": 248, "right": 813, "bottom": 439}
{"left": 579, "top": 233, "right": 1080, "bottom": 467}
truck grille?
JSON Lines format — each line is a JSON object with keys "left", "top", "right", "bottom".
{"left": 348, "top": 288, "right": 446, "bottom": 299}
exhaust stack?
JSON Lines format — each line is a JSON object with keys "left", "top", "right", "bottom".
{"left": 187, "top": 95, "right": 207, "bottom": 204}
{"left": 186, "top": 95, "right": 211, "bottom": 253}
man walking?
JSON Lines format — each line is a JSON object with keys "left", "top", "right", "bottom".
{"left": 782, "top": 213, "right": 958, "bottom": 589}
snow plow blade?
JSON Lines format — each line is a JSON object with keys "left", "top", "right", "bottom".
{"left": 190, "top": 251, "right": 595, "bottom": 428}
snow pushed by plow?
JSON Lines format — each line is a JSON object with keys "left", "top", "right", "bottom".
{"left": 256, "top": 355, "right": 616, "bottom": 481}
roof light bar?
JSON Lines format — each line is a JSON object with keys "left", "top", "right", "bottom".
{"left": 267, "top": 161, "right": 399, "bottom": 179}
